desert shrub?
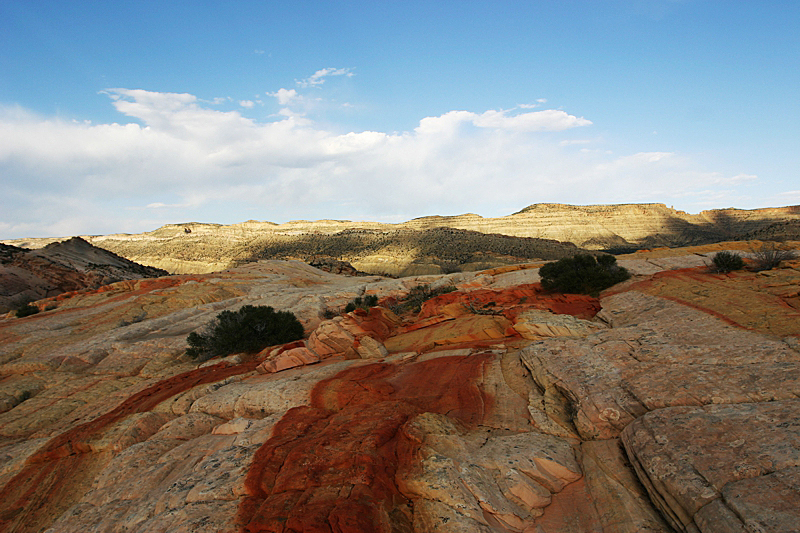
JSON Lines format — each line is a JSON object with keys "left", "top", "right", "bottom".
{"left": 321, "top": 308, "right": 339, "bottom": 320}
{"left": 750, "top": 242, "right": 797, "bottom": 271}
{"left": 539, "top": 254, "right": 630, "bottom": 296}
{"left": 390, "top": 284, "right": 456, "bottom": 314}
{"left": 711, "top": 251, "right": 744, "bottom": 273}
{"left": 186, "top": 305, "right": 304, "bottom": 360}
{"left": 344, "top": 294, "right": 379, "bottom": 313}
{"left": 15, "top": 303, "right": 40, "bottom": 318}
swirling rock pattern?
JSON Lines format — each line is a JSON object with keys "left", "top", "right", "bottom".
{"left": 0, "top": 249, "right": 798, "bottom": 532}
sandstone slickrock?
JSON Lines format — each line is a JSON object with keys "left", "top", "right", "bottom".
{"left": 0, "top": 248, "right": 798, "bottom": 532}
{"left": 621, "top": 402, "right": 800, "bottom": 533}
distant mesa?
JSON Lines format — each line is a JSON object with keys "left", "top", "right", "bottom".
{"left": 2, "top": 203, "right": 799, "bottom": 277}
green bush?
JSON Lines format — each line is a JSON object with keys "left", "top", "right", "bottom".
{"left": 539, "top": 254, "right": 630, "bottom": 295}
{"left": 15, "top": 303, "right": 40, "bottom": 318}
{"left": 711, "top": 251, "right": 745, "bottom": 273}
{"left": 186, "top": 305, "right": 304, "bottom": 360}
{"left": 344, "top": 294, "right": 379, "bottom": 313}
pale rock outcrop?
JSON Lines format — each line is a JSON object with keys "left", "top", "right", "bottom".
{"left": 621, "top": 401, "right": 800, "bottom": 533}
{"left": 520, "top": 290, "right": 800, "bottom": 440}
{"left": 512, "top": 309, "right": 603, "bottom": 339}
{"left": 256, "top": 345, "right": 319, "bottom": 374}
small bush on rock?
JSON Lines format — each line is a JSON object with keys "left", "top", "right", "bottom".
{"left": 749, "top": 242, "right": 797, "bottom": 271}
{"left": 321, "top": 308, "right": 339, "bottom": 320}
{"left": 539, "top": 254, "right": 630, "bottom": 296}
{"left": 390, "top": 284, "right": 456, "bottom": 314}
{"left": 344, "top": 294, "right": 379, "bottom": 313}
{"left": 186, "top": 305, "right": 304, "bottom": 360}
{"left": 711, "top": 251, "right": 745, "bottom": 273}
{"left": 15, "top": 303, "right": 40, "bottom": 318}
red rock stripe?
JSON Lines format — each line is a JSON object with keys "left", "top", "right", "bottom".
{"left": 0, "top": 359, "right": 260, "bottom": 533}
{"left": 237, "top": 354, "right": 494, "bottom": 533}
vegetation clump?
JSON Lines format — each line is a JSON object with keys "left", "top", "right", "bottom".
{"left": 15, "top": 303, "right": 40, "bottom": 318}
{"left": 186, "top": 305, "right": 304, "bottom": 360}
{"left": 749, "top": 242, "right": 797, "bottom": 271}
{"left": 248, "top": 227, "right": 583, "bottom": 274}
{"left": 711, "top": 251, "right": 745, "bottom": 273}
{"left": 390, "top": 284, "right": 456, "bottom": 314}
{"left": 344, "top": 294, "right": 379, "bottom": 313}
{"left": 539, "top": 254, "right": 630, "bottom": 296}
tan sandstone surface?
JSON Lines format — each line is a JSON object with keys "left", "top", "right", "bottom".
{"left": 4, "top": 204, "right": 799, "bottom": 276}
{"left": 0, "top": 246, "right": 799, "bottom": 532}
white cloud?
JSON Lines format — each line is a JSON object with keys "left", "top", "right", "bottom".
{"left": 775, "top": 190, "right": 800, "bottom": 205}
{"left": 0, "top": 89, "right": 771, "bottom": 238}
{"left": 268, "top": 88, "right": 301, "bottom": 106}
{"left": 474, "top": 109, "right": 592, "bottom": 131}
{"left": 414, "top": 108, "right": 591, "bottom": 135}
{"left": 296, "top": 67, "right": 353, "bottom": 88}
{"left": 519, "top": 99, "right": 547, "bottom": 109}
{"left": 146, "top": 202, "right": 192, "bottom": 209}
{"left": 727, "top": 173, "right": 758, "bottom": 184}
{"left": 239, "top": 100, "right": 255, "bottom": 108}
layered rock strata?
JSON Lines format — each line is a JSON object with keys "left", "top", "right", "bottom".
{"left": 0, "top": 248, "right": 798, "bottom": 532}
{"left": 5, "top": 203, "right": 799, "bottom": 276}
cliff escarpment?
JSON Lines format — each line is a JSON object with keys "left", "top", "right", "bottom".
{"left": 4, "top": 203, "right": 799, "bottom": 276}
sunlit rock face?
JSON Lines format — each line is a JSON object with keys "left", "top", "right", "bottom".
{"left": 7, "top": 203, "right": 798, "bottom": 276}
{"left": 0, "top": 248, "right": 798, "bottom": 533}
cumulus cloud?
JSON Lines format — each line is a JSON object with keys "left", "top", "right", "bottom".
{"left": 473, "top": 109, "right": 592, "bottom": 131}
{"left": 413, "top": 108, "right": 590, "bottom": 136}
{"left": 268, "top": 88, "right": 301, "bottom": 106}
{"left": 239, "top": 100, "right": 255, "bottom": 108}
{"left": 0, "top": 88, "right": 765, "bottom": 238}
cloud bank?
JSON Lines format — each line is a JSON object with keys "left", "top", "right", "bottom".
{"left": 0, "top": 84, "right": 763, "bottom": 238}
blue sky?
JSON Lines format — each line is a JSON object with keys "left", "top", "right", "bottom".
{"left": 1, "top": 0, "right": 799, "bottom": 239}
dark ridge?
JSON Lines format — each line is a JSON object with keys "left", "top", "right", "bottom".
{"left": 240, "top": 227, "right": 585, "bottom": 270}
